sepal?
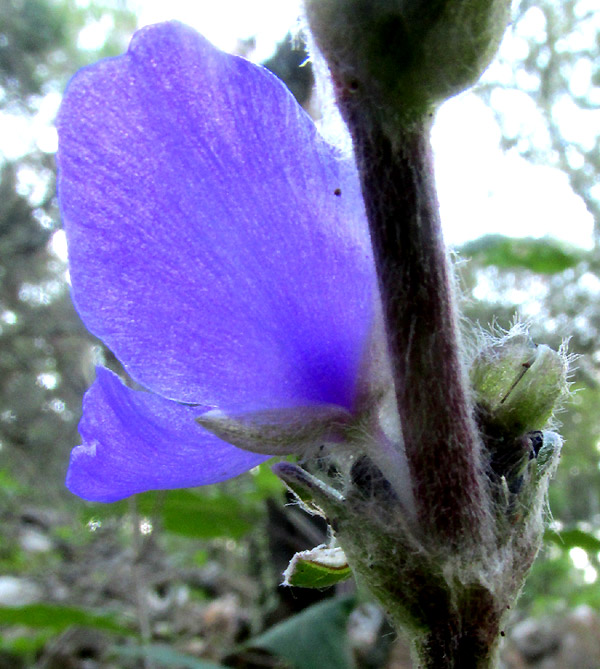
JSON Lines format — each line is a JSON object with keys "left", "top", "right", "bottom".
{"left": 197, "top": 405, "right": 352, "bottom": 456}
{"left": 534, "top": 430, "right": 562, "bottom": 477}
{"left": 494, "top": 430, "right": 562, "bottom": 525}
{"left": 272, "top": 461, "right": 346, "bottom": 519}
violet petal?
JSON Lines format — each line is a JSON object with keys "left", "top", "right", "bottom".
{"left": 66, "top": 367, "right": 269, "bottom": 502}
{"left": 57, "top": 22, "right": 375, "bottom": 412}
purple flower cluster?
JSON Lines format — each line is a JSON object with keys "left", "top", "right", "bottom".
{"left": 57, "top": 22, "right": 376, "bottom": 502}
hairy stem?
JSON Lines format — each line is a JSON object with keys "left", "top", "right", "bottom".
{"left": 344, "top": 108, "right": 488, "bottom": 546}
{"left": 413, "top": 624, "right": 500, "bottom": 669}
{"left": 406, "top": 583, "right": 503, "bottom": 668}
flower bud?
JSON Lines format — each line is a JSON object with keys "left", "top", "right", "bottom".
{"left": 304, "top": 0, "right": 512, "bottom": 126}
{"left": 471, "top": 334, "right": 568, "bottom": 437}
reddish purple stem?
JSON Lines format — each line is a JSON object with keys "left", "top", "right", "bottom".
{"left": 345, "top": 108, "right": 488, "bottom": 545}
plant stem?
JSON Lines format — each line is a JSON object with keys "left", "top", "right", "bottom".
{"left": 413, "top": 626, "right": 500, "bottom": 669}
{"left": 404, "top": 583, "right": 503, "bottom": 668}
{"left": 344, "top": 107, "right": 488, "bottom": 547}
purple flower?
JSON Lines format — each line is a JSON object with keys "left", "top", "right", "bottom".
{"left": 57, "top": 22, "right": 376, "bottom": 502}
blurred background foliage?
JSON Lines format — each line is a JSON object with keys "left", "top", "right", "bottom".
{"left": 0, "top": 0, "right": 599, "bottom": 667}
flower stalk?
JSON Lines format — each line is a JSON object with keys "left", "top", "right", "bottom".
{"left": 347, "top": 113, "right": 488, "bottom": 548}
{"left": 300, "top": 1, "right": 567, "bottom": 666}
{"left": 303, "top": 0, "right": 515, "bottom": 549}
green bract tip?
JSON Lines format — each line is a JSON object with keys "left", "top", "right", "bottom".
{"left": 283, "top": 545, "right": 352, "bottom": 588}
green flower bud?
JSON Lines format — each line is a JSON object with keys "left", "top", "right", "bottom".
{"left": 471, "top": 334, "right": 568, "bottom": 437}
{"left": 304, "top": 0, "right": 511, "bottom": 127}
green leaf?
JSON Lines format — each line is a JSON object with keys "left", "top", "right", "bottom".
{"left": 460, "top": 235, "right": 583, "bottom": 274}
{"left": 140, "top": 490, "right": 254, "bottom": 539}
{"left": 0, "top": 468, "right": 25, "bottom": 494}
{"left": 84, "top": 489, "right": 255, "bottom": 540}
{"left": 0, "top": 629, "right": 53, "bottom": 660}
{"left": 545, "top": 528, "right": 600, "bottom": 552}
{"left": 248, "top": 596, "right": 356, "bottom": 669}
{"left": 0, "top": 604, "right": 132, "bottom": 635}
{"left": 249, "top": 462, "right": 285, "bottom": 499}
{"left": 111, "top": 643, "right": 224, "bottom": 668}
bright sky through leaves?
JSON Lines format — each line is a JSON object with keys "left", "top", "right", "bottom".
{"left": 3, "top": 0, "right": 598, "bottom": 253}
{"left": 75, "top": 0, "right": 600, "bottom": 251}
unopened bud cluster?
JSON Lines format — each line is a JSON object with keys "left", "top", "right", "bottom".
{"left": 470, "top": 330, "right": 568, "bottom": 525}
